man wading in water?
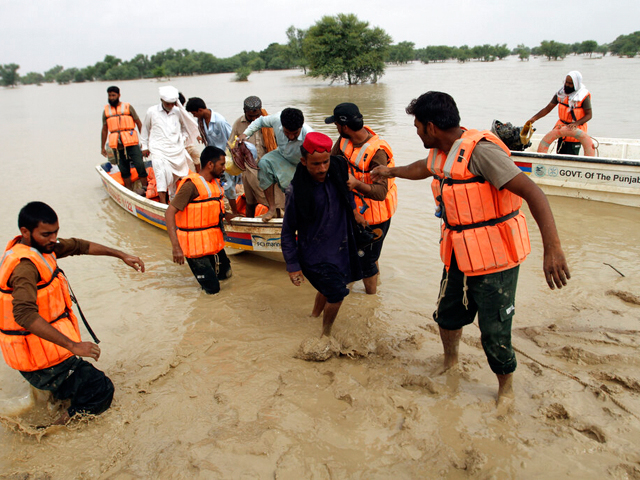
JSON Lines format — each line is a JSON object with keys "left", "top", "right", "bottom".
{"left": 0, "top": 202, "right": 145, "bottom": 425}
{"left": 373, "top": 92, "right": 570, "bottom": 406}
{"left": 281, "top": 132, "right": 365, "bottom": 341}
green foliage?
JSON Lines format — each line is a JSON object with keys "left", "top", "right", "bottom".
{"left": 302, "top": 13, "right": 391, "bottom": 85}
{"left": 235, "top": 66, "right": 251, "bottom": 82}
{"left": 386, "top": 41, "right": 415, "bottom": 64}
{"left": 248, "top": 57, "right": 266, "bottom": 72}
{"left": 44, "top": 65, "right": 63, "bottom": 83}
{"left": 515, "top": 44, "right": 531, "bottom": 61}
{"left": 260, "top": 43, "right": 294, "bottom": 70}
{"left": 20, "top": 71, "right": 44, "bottom": 85}
{"left": 472, "top": 44, "right": 496, "bottom": 62}
{"left": 0, "top": 63, "right": 20, "bottom": 87}
{"left": 55, "top": 69, "right": 73, "bottom": 84}
{"left": 539, "top": 40, "right": 567, "bottom": 60}
{"left": 286, "top": 26, "right": 308, "bottom": 72}
{"left": 580, "top": 40, "right": 598, "bottom": 57}
{"left": 152, "top": 66, "right": 167, "bottom": 79}
{"left": 609, "top": 31, "right": 640, "bottom": 56}
{"left": 494, "top": 44, "right": 510, "bottom": 59}
{"left": 416, "top": 45, "right": 453, "bottom": 63}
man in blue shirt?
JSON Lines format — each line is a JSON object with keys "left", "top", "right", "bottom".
{"left": 238, "top": 108, "right": 312, "bottom": 222}
{"left": 281, "top": 132, "right": 365, "bottom": 338}
{"left": 185, "top": 97, "right": 239, "bottom": 213}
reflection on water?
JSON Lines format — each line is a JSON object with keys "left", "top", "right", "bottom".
{"left": 1, "top": 56, "right": 639, "bottom": 477}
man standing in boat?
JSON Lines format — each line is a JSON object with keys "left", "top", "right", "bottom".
{"left": 237, "top": 108, "right": 313, "bottom": 222}
{"left": 229, "top": 96, "right": 285, "bottom": 218}
{"left": 0, "top": 201, "right": 145, "bottom": 425}
{"left": 282, "top": 132, "right": 365, "bottom": 339}
{"left": 101, "top": 86, "right": 148, "bottom": 194}
{"left": 184, "top": 97, "right": 240, "bottom": 213}
{"left": 140, "top": 86, "right": 200, "bottom": 204}
{"left": 326, "top": 103, "right": 397, "bottom": 295}
{"left": 527, "top": 71, "right": 592, "bottom": 155}
{"left": 165, "top": 146, "right": 234, "bottom": 295}
{"left": 373, "top": 91, "right": 570, "bottom": 405}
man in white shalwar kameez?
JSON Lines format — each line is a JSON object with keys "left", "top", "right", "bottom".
{"left": 141, "top": 86, "right": 200, "bottom": 204}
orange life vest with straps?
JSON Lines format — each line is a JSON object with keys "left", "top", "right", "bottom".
{"left": 339, "top": 126, "right": 397, "bottom": 225}
{"left": 555, "top": 93, "right": 590, "bottom": 142}
{"left": 175, "top": 174, "right": 226, "bottom": 258}
{"left": 427, "top": 129, "right": 531, "bottom": 276}
{"left": 0, "top": 237, "right": 81, "bottom": 372}
{"left": 105, "top": 102, "right": 139, "bottom": 149}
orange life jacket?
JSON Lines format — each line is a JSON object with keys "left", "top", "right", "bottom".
{"left": 0, "top": 237, "right": 81, "bottom": 372}
{"left": 175, "top": 174, "right": 226, "bottom": 258}
{"left": 427, "top": 129, "right": 531, "bottom": 276}
{"left": 339, "top": 126, "right": 397, "bottom": 225}
{"left": 105, "top": 102, "right": 139, "bottom": 149}
{"left": 235, "top": 194, "right": 269, "bottom": 217}
{"left": 555, "top": 93, "right": 590, "bottom": 142}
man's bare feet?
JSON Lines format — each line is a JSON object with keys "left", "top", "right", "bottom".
{"left": 496, "top": 373, "right": 514, "bottom": 409}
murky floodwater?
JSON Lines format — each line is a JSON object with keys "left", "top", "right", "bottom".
{"left": 1, "top": 55, "right": 640, "bottom": 478}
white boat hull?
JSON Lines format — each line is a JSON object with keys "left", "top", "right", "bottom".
{"left": 512, "top": 135, "right": 640, "bottom": 208}
{"left": 96, "top": 165, "right": 285, "bottom": 261}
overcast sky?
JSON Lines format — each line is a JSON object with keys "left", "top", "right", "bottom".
{"left": 2, "top": 0, "right": 638, "bottom": 73}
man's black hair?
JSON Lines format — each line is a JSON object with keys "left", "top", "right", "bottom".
{"left": 280, "top": 107, "right": 304, "bottom": 131}
{"left": 346, "top": 117, "right": 364, "bottom": 131}
{"left": 18, "top": 202, "right": 58, "bottom": 232}
{"left": 178, "top": 92, "right": 186, "bottom": 105}
{"left": 405, "top": 91, "right": 460, "bottom": 130}
{"left": 107, "top": 86, "right": 120, "bottom": 94}
{"left": 185, "top": 97, "right": 207, "bottom": 113}
{"left": 200, "top": 146, "right": 226, "bottom": 169}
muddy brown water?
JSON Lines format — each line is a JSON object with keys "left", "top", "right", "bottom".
{"left": 1, "top": 56, "right": 640, "bottom": 478}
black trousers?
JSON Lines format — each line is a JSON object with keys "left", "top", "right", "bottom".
{"left": 186, "top": 249, "right": 232, "bottom": 294}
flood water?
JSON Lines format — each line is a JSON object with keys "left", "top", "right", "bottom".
{"left": 1, "top": 55, "right": 640, "bottom": 478}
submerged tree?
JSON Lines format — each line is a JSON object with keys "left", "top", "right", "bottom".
{"left": 0, "top": 64, "right": 20, "bottom": 87}
{"left": 303, "top": 14, "right": 391, "bottom": 85}
{"left": 539, "top": 40, "right": 567, "bottom": 60}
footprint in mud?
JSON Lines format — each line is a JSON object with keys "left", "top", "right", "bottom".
{"left": 401, "top": 374, "right": 441, "bottom": 395}
{"left": 606, "top": 290, "right": 640, "bottom": 305}
{"left": 294, "top": 336, "right": 340, "bottom": 362}
{"left": 540, "top": 403, "right": 607, "bottom": 443}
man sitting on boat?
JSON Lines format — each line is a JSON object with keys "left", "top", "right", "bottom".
{"left": 0, "top": 201, "right": 145, "bottom": 425}
{"left": 282, "top": 132, "right": 365, "bottom": 339}
{"left": 527, "top": 71, "right": 592, "bottom": 155}
{"left": 237, "top": 108, "right": 313, "bottom": 222}
{"left": 373, "top": 91, "right": 571, "bottom": 406}
{"left": 101, "top": 86, "right": 148, "bottom": 195}
{"left": 229, "top": 96, "right": 285, "bottom": 218}
{"left": 140, "top": 86, "right": 199, "bottom": 204}
{"left": 165, "top": 146, "right": 234, "bottom": 295}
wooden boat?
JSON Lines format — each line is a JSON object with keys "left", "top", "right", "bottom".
{"left": 512, "top": 135, "right": 640, "bottom": 208}
{"left": 96, "top": 165, "right": 284, "bottom": 262}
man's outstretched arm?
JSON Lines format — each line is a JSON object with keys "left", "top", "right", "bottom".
{"left": 86, "top": 242, "right": 145, "bottom": 272}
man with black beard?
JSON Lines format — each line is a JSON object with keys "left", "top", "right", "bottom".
{"left": 527, "top": 71, "right": 593, "bottom": 155}
{"left": 101, "top": 86, "right": 148, "bottom": 193}
{"left": 165, "top": 146, "right": 235, "bottom": 294}
{"left": 326, "top": 103, "right": 397, "bottom": 295}
{"left": 0, "top": 202, "right": 145, "bottom": 425}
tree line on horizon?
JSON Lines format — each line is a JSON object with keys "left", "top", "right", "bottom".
{"left": 1, "top": 15, "right": 639, "bottom": 88}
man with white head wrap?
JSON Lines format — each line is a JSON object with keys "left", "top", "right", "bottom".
{"left": 140, "top": 86, "right": 200, "bottom": 203}
{"left": 527, "top": 71, "right": 592, "bottom": 155}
